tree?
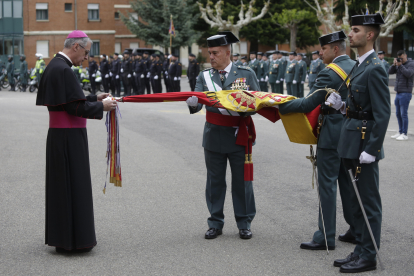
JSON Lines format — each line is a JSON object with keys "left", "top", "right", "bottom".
{"left": 197, "top": 0, "right": 271, "bottom": 53}
{"left": 272, "top": 9, "right": 316, "bottom": 51}
{"left": 121, "top": 0, "right": 200, "bottom": 51}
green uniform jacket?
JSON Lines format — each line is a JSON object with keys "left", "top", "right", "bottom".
{"left": 381, "top": 59, "right": 390, "bottom": 75}
{"left": 268, "top": 60, "right": 280, "bottom": 83}
{"left": 308, "top": 58, "right": 325, "bottom": 83}
{"left": 248, "top": 59, "right": 259, "bottom": 77}
{"left": 338, "top": 52, "right": 391, "bottom": 160}
{"left": 6, "top": 60, "right": 15, "bottom": 75}
{"left": 294, "top": 60, "right": 307, "bottom": 83}
{"left": 277, "top": 59, "right": 287, "bottom": 81}
{"left": 279, "top": 55, "right": 356, "bottom": 149}
{"left": 233, "top": 60, "right": 242, "bottom": 66}
{"left": 284, "top": 60, "right": 297, "bottom": 83}
{"left": 20, "top": 60, "right": 28, "bottom": 83}
{"left": 257, "top": 60, "right": 268, "bottom": 81}
{"left": 190, "top": 64, "right": 260, "bottom": 153}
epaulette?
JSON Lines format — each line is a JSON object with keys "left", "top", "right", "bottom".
{"left": 178, "top": 63, "right": 181, "bottom": 65}
{"left": 370, "top": 57, "right": 382, "bottom": 66}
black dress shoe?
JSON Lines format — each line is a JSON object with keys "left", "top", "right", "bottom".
{"left": 239, "top": 229, "right": 252, "bottom": 239}
{"left": 205, "top": 228, "right": 222, "bottom": 239}
{"left": 338, "top": 229, "right": 357, "bottom": 244}
{"left": 300, "top": 240, "right": 335, "bottom": 250}
{"left": 340, "top": 258, "right": 376, "bottom": 273}
{"left": 334, "top": 253, "right": 359, "bottom": 267}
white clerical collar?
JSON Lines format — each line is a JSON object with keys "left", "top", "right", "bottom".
{"left": 58, "top": 51, "right": 73, "bottom": 65}
{"left": 333, "top": 54, "right": 347, "bottom": 63}
{"left": 358, "top": 49, "right": 375, "bottom": 66}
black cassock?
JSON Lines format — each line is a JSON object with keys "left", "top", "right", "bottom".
{"left": 37, "top": 53, "right": 103, "bottom": 250}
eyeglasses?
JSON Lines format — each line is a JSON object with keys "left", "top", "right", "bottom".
{"left": 74, "top": 43, "right": 90, "bottom": 56}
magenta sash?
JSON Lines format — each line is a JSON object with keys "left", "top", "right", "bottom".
{"left": 49, "top": 111, "right": 87, "bottom": 128}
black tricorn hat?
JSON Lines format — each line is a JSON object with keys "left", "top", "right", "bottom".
{"left": 250, "top": 51, "right": 256, "bottom": 54}
{"left": 351, "top": 13, "right": 385, "bottom": 26}
{"left": 318, "top": 31, "right": 347, "bottom": 46}
{"left": 137, "top": 52, "right": 143, "bottom": 56}
{"left": 109, "top": 55, "right": 113, "bottom": 59}
{"left": 273, "top": 50, "right": 280, "bottom": 54}
{"left": 207, "top": 31, "right": 240, "bottom": 47}
{"left": 233, "top": 53, "right": 240, "bottom": 56}
{"left": 257, "top": 52, "right": 263, "bottom": 56}
{"left": 189, "top": 53, "right": 196, "bottom": 57}
{"left": 123, "top": 48, "right": 132, "bottom": 55}
{"left": 172, "top": 53, "right": 179, "bottom": 57}
{"left": 378, "top": 50, "right": 385, "bottom": 55}
{"left": 241, "top": 56, "right": 247, "bottom": 59}
{"left": 312, "top": 50, "right": 319, "bottom": 55}
{"left": 114, "top": 52, "right": 119, "bottom": 56}
{"left": 289, "top": 51, "right": 297, "bottom": 56}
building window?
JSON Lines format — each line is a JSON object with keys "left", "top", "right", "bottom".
{"left": 130, "top": 42, "right": 139, "bottom": 49}
{"left": 387, "top": 42, "right": 392, "bottom": 54}
{"left": 65, "top": 3, "right": 73, "bottom": 12}
{"left": 240, "top": 41, "right": 247, "bottom": 54}
{"left": 88, "top": 4, "right": 99, "bottom": 20}
{"left": 115, "top": 43, "right": 121, "bottom": 54}
{"left": 36, "top": 3, "right": 49, "bottom": 20}
{"left": 114, "top": 12, "right": 119, "bottom": 20}
{"left": 91, "top": 41, "right": 100, "bottom": 56}
{"left": 36, "top": 41, "right": 49, "bottom": 58}
{"left": 130, "top": 12, "right": 138, "bottom": 22}
{"left": 13, "top": 37, "right": 23, "bottom": 55}
{"left": 4, "top": 38, "right": 13, "bottom": 55}
{"left": 3, "top": 1, "right": 12, "bottom": 18}
{"left": 13, "top": 0, "right": 22, "bottom": 18}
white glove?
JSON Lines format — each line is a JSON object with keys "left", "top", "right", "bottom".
{"left": 154, "top": 75, "right": 158, "bottom": 80}
{"left": 92, "top": 74, "right": 96, "bottom": 77}
{"left": 109, "top": 72, "right": 113, "bottom": 77}
{"left": 292, "top": 80, "right": 297, "bottom": 84}
{"left": 280, "top": 78, "right": 284, "bottom": 81}
{"left": 196, "top": 76, "right": 198, "bottom": 80}
{"left": 325, "top": 93, "right": 343, "bottom": 110}
{"left": 127, "top": 74, "right": 131, "bottom": 78}
{"left": 105, "top": 74, "right": 109, "bottom": 78}
{"left": 166, "top": 76, "right": 168, "bottom": 79}
{"left": 301, "top": 81, "right": 304, "bottom": 84}
{"left": 165, "top": 72, "right": 168, "bottom": 75}
{"left": 147, "top": 73, "right": 150, "bottom": 78}
{"left": 186, "top": 96, "right": 198, "bottom": 107}
{"left": 265, "top": 76, "right": 268, "bottom": 82}
{"left": 174, "top": 77, "right": 177, "bottom": 81}
{"left": 359, "top": 151, "right": 376, "bottom": 164}
{"left": 141, "top": 74, "right": 144, "bottom": 78}
{"left": 120, "top": 68, "right": 124, "bottom": 73}
{"left": 116, "top": 75, "right": 119, "bottom": 79}
{"left": 261, "top": 78, "right": 264, "bottom": 81}
{"left": 178, "top": 77, "right": 181, "bottom": 80}
{"left": 276, "top": 80, "right": 280, "bottom": 84}
{"left": 133, "top": 72, "right": 136, "bottom": 76}
{"left": 257, "top": 79, "right": 260, "bottom": 82}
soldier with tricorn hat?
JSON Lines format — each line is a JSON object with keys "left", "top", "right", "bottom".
{"left": 185, "top": 31, "right": 259, "bottom": 240}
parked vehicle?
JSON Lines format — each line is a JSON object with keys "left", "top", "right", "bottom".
{"left": 28, "top": 68, "right": 39, "bottom": 92}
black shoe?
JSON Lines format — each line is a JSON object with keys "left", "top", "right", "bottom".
{"left": 300, "top": 240, "right": 335, "bottom": 250}
{"left": 338, "top": 229, "right": 357, "bottom": 244}
{"left": 239, "top": 229, "right": 252, "bottom": 239}
{"left": 340, "top": 258, "right": 376, "bottom": 273}
{"left": 334, "top": 253, "right": 359, "bottom": 267}
{"left": 205, "top": 228, "right": 222, "bottom": 239}
{"left": 56, "top": 246, "right": 94, "bottom": 253}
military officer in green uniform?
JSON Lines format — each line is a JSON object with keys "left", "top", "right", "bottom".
{"left": 241, "top": 56, "right": 248, "bottom": 66}
{"left": 309, "top": 50, "right": 325, "bottom": 90}
{"left": 257, "top": 52, "right": 269, "bottom": 91}
{"left": 248, "top": 51, "right": 259, "bottom": 77}
{"left": 277, "top": 51, "right": 287, "bottom": 94}
{"left": 326, "top": 14, "right": 390, "bottom": 273}
{"left": 185, "top": 32, "right": 259, "bottom": 240}
{"left": 19, "top": 55, "right": 29, "bottom": 92}
{"left": 6, "top": 55, "right": 15, "bottom": 91}
{"left": 268, "top": 51, "right": 280, "bottom": 93}
{"left": 279, "top": 31, "right": 357, "bottom": 253}
{"left": 284, "top": 51, "right": 297, "bottom": 96}
{"left": 294, "top": 53, "right": 307, "bottom": 97}
{"left": 232, "top": 53, "right": 242, "bottom": 66}
{"left": 377, "top": 50, "right": 390, "bottom": 75}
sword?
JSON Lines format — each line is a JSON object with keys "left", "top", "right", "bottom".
{"left": 347, "top": 168, "right": 384, "bottom": 270}
{"left": 307, "top": 145, "right": 329, "bottom": 254}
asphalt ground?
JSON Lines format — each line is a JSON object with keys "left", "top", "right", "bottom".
{"left": 0, "top": 80, "right": 413, "bottom": 275}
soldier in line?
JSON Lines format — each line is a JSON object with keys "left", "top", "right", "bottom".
{"left": 232, "top": 53, "right": 242, "bottom": 66}
{"left": 121, "top": 49, "right": 133, "bottom": 96}
{"left": 130, "top": 53, "right": 138, "bottom": 95}
{"left": 187, "top": 53, "right": 200, "bottom": 91}
{"left": 111, "top": 53, "right": 122, "bottom": 97}
{"left": 7, "top": 55, "right": 16, "bottom": 91}
{"left": 88, "top": 55, "right": 98, "bottom": 95}
{"left": 163, "top": 53, "right": 171, "bottom": 92}
{"left": 149, "top": 54, "right": 162, "bottom": 93}
{"left": 268, "top": 51, "right": 279, "bottom": 93}
{"left": 284, "top": 51, "right": 297, "bottom": 96}
{"left": 308, "top": 50, "right": 325, "bottom": 90}
{"left": 168, "top": 54, "right": 182, "bottom": 92}
{"left": 143, "top": 51, "right": 152, "bottom": 94}
{"left": 107, "top": 55, "right": 115, "bottom": 94}
{"left": 241, "top": 56, "right": 248, "bottom": 66}
{"left": 294, "top": 53, "right": 307, "bottom": 98}
{"left": 100, "top": 54, "right": 110, "bottom": 93}
{"left": 377, "top": 50, "right": 390, "bottom": 75}
{"left": 248, "top": 51, "right": 259, "bottom": 77}
{"left": 19, "top": 55, "right": 28, "bottom": 92}
{"left": 277, "top": 51, "right": 287, "bottom": 94}
{"left": 256, "top": 52, "right": 269, "bottom": 92}
{"left": 134, "top": 52, "right": 146, "bottom": 95}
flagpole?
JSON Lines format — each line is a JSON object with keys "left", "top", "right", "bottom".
{"left": 170, "top": 14, "right": 173, "bottom": 55}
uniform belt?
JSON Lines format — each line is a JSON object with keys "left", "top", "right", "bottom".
{"left": 321, "top": 109, "right": 342, "bottom": 115}
{"left": 206, "top": 111, "right": 255, "bottom": 181}
{"left": 346, "top": 109, "right": 374, "bottom": 120}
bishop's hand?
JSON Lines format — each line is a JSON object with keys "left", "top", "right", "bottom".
{"left": 97, "top": 93, "right": 112, "bottom": 101}
{"left": 102, "top": 97, "right": 117, "bottom": 111}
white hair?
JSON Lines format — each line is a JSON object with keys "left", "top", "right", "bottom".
{"left": 64, "top": 37, "right": 93, "bottom": 49}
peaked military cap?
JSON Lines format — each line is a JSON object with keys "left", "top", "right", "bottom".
{"left": 257, "top": 52, "right": 263, "bottom": 56}
{"left": 207, "top": 31, "right": 240, "bottom": 47}
{"left": 289, "top": 51, "right": 297, "bottom": 56}
{"left": 351, "top": 13, "right": 385, "bottom": 26}
{"left": 233, "top": 53, "right": 240, "bottom": 56}
{"left": 241, "top": 56, "right": 247, "bottom": 59}
{"left": 318, "top": 31, "right": 347, "bottom": 46}
{"left": 378, "top": 50, "right": 385, "bottom": 55}
{"left": 312, "top": 50, "right": 319, "bottom": 55}
{"left": 189, "top": 53, "right": 196, "bottom": 57}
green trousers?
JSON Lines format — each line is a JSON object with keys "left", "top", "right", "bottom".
{"left": 297, "top": 83, "right": 304, "bottom": 98}
{"left": 204, "top": 149, "right": 256, "bottom": 230}
{"left": 312, "top": 148, "right": 356, "bottom": 246}
{"left": 286, "top": 82, "right": 293, "bottom": 95}
{"left": 291, "top": 83, "right": 298, "bottom": 97}
{"left": 259, "top": 81, "right": 268, "bottom": 92}
{"left": 270, "top": 82, "right": 277, "bottom": 93}
{"left": 343, "top": 159, "right": 381, "bottom": 262}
